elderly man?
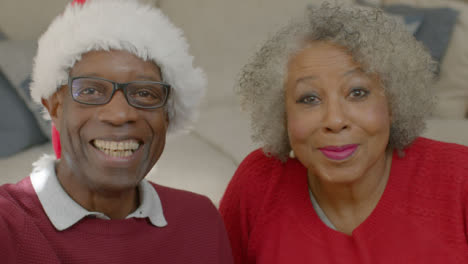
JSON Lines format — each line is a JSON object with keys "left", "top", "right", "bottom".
{"left": 0, "top": 0, "right": 233, "bottom": 263}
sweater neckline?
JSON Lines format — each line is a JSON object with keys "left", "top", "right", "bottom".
{"left": 285, "top": 150, "right": 405, "bottom": 244}
{"left": 21, "top": 177, "right": 166, "bottom": 236}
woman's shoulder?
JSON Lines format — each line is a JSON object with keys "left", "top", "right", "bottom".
{"left": 406, "top": 137, "right": 468, "bottom": 160}
{"left": 236, "top": 148, "right": 285, "bottom": 180}
{"left": 395, "top": 137, "right": 468, "bottom": 183}
{"left": 220, "top": 149, "right": 291, "bottom": 216}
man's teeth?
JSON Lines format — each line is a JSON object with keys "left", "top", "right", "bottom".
{"left": 93, "top": 139, "right": 140, "bottom": 157}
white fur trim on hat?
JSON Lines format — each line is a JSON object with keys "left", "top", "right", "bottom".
{"left": 31, "top": 0, "right": 206, "bottom": 134}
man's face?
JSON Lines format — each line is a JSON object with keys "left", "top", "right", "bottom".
{"left": 46, "top": 50, "right": 168, "bottom": 193}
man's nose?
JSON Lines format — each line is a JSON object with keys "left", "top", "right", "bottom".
{"left": 97, "top": 91, "right": 138, "bottom": 126}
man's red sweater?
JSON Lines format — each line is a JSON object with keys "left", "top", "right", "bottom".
{"left": 220, "top": 137, "right": 468, "bottom": 263}
{"left": 0, "top": 179, "right": 233, "bottom": 264}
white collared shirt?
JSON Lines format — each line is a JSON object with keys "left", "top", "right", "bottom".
{"left": 30, "top": 155, "right": 168, "bottom": 231}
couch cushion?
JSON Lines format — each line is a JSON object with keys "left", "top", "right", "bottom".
{"left": 0, "top": 142, "right": 52, "bottom": 183}
{"left": 383, "top": 0, "right": 468, "bottom": 119}
{"left": 384, "top": 5, "right": 459, "bottom": 63}
{"left": 194, "top": 102, "right": 259, "bottom": 165}
{"left": 146, "top": 132, "right": 238, "bottom": 205}
{"left": 423, "top": 119, "right": 468, "bottom": 146}
{"left": 0, "top": 29, "right": 6, "bottom": 40}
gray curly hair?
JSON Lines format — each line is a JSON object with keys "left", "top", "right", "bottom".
{"left": 238, "top": 2, "right": 436, "bottom": 160}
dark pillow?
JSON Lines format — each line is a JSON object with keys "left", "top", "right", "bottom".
{"left": 384, "top": 5, "right": 459, "bottom": 63}
{"left": 0, "top": 29, "right": 6, "bottom": 40}
{"left": 0, "top": 39, "right": 52, "bottom": 139}
{"left": 0, "top": 70, "right": 48, "bottom": 157}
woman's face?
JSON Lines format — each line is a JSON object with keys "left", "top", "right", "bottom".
{"left": 285, "top": 41, "right": 391, "bottom": 183}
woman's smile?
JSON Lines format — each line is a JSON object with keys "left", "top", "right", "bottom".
{"left": 319, "top": 144, "right": 358, "bottom": 161}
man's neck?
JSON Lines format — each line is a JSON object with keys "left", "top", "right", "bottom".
{"left": 55, "top": 161, "right": 140, "bottom": 219}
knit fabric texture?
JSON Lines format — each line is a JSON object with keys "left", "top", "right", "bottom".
{"left": 0, "top": 179, "right": 233, "bottom": 264}
{"left": 220, "top": 137, "right": 468, "bottom": 263}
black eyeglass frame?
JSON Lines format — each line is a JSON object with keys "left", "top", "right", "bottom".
{"left": 68, "top": 76, "right": 171, "bottom": 109}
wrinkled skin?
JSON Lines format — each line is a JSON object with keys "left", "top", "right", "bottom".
{"left": 43, "top": 50, "right": 168, "bottom": 219}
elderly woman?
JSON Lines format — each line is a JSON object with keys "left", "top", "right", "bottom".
{"left": 220, "top": 3, "right": 468, "bottom": 263}
{"left": 0, "top": 0, "right": 233, "bottom": 263}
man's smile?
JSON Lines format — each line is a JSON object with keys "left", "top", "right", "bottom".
{"left": 91, "top": 139, "right": 142, "bottom": 158}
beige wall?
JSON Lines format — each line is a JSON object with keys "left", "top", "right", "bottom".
{"left": 0, "top": 0, "right": 159, "bottom": 40}
{"left": 0, "top": 0, "right": 68, "bottom": 40}
{"left": 158, "top": 0, "right": 353, "bottom": 103}
{"left": 1, "top": 0, "right": 353, "bottom": 104}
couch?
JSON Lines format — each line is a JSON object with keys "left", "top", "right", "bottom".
{"left": 0, "top": 0, "right": 467, "bottom": 206}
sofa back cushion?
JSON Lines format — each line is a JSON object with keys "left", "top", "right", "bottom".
{"left": 383, "top": 0, "right": 468, "bottom": 118}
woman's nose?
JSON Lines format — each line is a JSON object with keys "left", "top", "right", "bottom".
{"left": 322, "top": 100, "right": 349, "bottom": 133}
{"left": 97, "top": 91, "right": 138, "bottom": 126}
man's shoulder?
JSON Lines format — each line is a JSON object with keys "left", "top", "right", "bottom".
{"left": 0, "top": 177, "right": 45, "bottom": 229}
{"left": 0, "top": 182, "right": 28, "bottom": 247}
{"left": 0, "top": 177, "right": 33, "bottom": 207}
{"left": 148, "top": 182, "right": 219, "bottom": 218}
{"left": 149, "top": 182, "right": 212, "bottom": 204}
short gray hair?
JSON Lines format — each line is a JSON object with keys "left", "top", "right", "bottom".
{"left": 238, "top": 3, "right": 436, "bottom": 160}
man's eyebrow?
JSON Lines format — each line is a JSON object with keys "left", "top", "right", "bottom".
{"left": 69, "top": 73, "right": 162, "bottom": 81}
{"left": 135, "top": 75, "right": 162, "bottom": 81}
{"left": 71, "top": 72, "right": 100, "bottom": 78}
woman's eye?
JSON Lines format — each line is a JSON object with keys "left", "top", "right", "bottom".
{"left": 297, "top": 95, "right": 320, "bottom": 105}
{"left": 348, "top": 88, "right": 369, "bottom": 99}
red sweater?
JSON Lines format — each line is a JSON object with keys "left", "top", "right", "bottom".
{"left": 0, "top": 179, "right": 233, "bottom": 264}
{"left": 220, "top": 137, "right": 468, "bottom": 263}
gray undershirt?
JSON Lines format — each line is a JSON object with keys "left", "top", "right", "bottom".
{"left": 309, "top": 189, "right": 337, "bottom": 230}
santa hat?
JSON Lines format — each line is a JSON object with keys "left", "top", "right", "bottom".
{"left": 31, "top": 0, "right": 206, "bottom": 135}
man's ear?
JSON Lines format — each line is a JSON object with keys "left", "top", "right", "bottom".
{"left": 41, "top": 89, "right": 64, "bottom": 131}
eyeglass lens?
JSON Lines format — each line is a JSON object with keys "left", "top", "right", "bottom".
{"left": 71, "top": 78, "right": 168, "bottom": 108}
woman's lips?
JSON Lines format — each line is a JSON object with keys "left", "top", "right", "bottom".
{"left": 319, "top": 144, "right": 358, "bottom": 161}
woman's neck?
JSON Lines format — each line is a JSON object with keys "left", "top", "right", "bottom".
{"left": 308, "top": 151, "right": 393, "bottom": 235}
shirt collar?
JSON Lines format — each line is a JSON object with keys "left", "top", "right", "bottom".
{"left": 30, "top": 155, "right": 168, "bottom": 231}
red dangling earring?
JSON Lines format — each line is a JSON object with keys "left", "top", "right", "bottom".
{"left": 52, "top": 123, "right": 61, "bottom": 159}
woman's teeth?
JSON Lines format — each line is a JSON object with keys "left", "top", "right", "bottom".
{"left": 93, "top": 139, "right": 140, "bottom": 157}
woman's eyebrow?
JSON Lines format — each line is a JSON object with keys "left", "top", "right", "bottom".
{"left": 296, "top": 76, "right": 317, "bottom": 84}
{"left": 343, "top": 68, "right": 364, "bottom": 77}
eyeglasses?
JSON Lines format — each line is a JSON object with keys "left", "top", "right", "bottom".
{"left": 68, "top": 76, "right": 171, "bottom": 109}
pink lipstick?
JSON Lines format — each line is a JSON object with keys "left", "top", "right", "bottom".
{"left": 319, "top": 144, "right": 358, "bottom": 161}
